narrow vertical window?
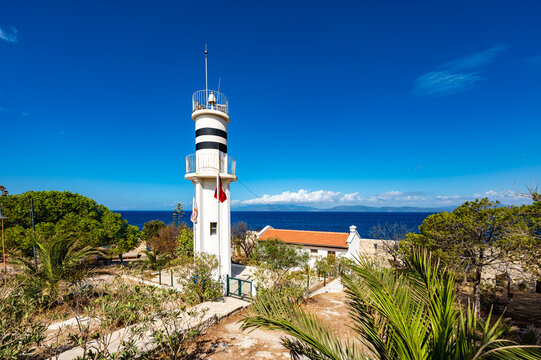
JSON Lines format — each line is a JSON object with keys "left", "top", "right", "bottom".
{"left": 210, "top": 222, "right": 217, "bottom": 235}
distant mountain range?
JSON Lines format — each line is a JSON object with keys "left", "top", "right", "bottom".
{"left": 232, "top": 204, "right": 455, "bottom": 212}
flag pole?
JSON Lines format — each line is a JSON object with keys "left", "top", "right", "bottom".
{"left": 217, "top": 172, "right": 221, "bottom": 278}
{"left": 191, "top": 197, "right": 196, "bottom": 253}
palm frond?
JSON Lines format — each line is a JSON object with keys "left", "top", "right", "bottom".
{"left": 243, "top": 247, "right": 541, "bottom": 360}
{"left": 242, "top": 290, "right": 366, "bottom": 360}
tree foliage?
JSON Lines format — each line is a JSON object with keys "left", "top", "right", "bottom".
{"left": 250, "top": 239, "right": 309, "bottom": 299}
{"left": 141, "top": 219, "right": 166, "bottom": 242}
{"left": 148, "top": 224, "right": 179, "bottom": 256}
{"left": 370, "top": 222, "right": 412, "bottom": 263}
{"left": 231, "top": 221, "right": 256, "bottom": 261}
{"left": 405, "top": 198, "right": 538, "bottom": 314}
{"left": 242, "top": 249, "right": 541, "bottom": 360}
{"left": 251, "top": 238, "right": 309, "bottom": 274}
{"left": 177, "top": 226, "right": 194, "bottom": 257}
{"left": 313, "top": 255, "right": 340, "bottom": 278}
{"left": 0, "top": 191, "right": 140, "bottom": 257}
{"left": 143, "top": 220, "right": 193, "bottom": 261}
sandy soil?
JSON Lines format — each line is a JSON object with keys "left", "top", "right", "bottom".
{"left": 186, "top": 311, "right": 290, "bottom": 359}
{"left": 492, "top": 291, "right": 541, "bottom": 328}
{"left": 186, "top": 290, "right": 364, "bottom": 359}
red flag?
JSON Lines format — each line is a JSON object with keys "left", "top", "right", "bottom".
{"left": 214, "top": 175, "right": 227, "bottom": 203}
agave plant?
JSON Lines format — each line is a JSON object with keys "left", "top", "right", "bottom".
{"left": 15, "top": 234, "right": 99, "bottom": 298}
{"left": 242, "top": 249, "right": 541, "bottom": 360}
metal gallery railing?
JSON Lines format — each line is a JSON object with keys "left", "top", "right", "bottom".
{"left": 192, "top": 90, "right": 229, "bottom": 115}
{"left": 186, "top": 153, "right": 236, "bottom": 175}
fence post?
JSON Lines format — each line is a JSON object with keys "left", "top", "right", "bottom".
{"left": 226, "top": 274, "right": 230, "bottom": 296}
{"left": 159, "top": 269, "right": 161, "bottom": 285}
{"left": 170, "top": 270, "right": 173, "bottom": 287}
{"left": 238, "top": 278, "right": 241, "bottom": 297}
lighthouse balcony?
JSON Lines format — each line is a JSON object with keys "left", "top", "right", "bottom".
{"left": 192, "top": 90, "right": 228, "bottom": 115}
{"left": 185, "top": 153, "right": 236, "bottom": 179}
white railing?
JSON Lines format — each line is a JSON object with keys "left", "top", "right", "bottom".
{"left": 186, "top": 153, "right": 236, "bottom": 175}
{"left": 192, "top": 90, "right": 229, "bottom": 115}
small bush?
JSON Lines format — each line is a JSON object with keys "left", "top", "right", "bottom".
{"left": 517, "top": 324, "right": 541, "bottom": 345}
{"left": 177, "top": 253, "right": 222, "bottom": 304}
{"left": 480, "top": 284, "right": 501, "bottom": 311}
{"left": 0, "top": 276, "right": 46, "bottom": 358}
{"left": 517, "top": 281, "right": 529, "bottom": 292}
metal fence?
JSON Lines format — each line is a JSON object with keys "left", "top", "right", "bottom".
{"left": 226, "top": 274, "right": 253, "bottom": 299}
{"left": 192, "top": 90, "right": 229, "bottom": 115}
{"left": 186, "top": 153, "right": 236, "bottom": 175}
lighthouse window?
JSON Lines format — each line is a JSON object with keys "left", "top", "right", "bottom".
{"left": 210, "top": 222, "right": 217, "bottom": 235}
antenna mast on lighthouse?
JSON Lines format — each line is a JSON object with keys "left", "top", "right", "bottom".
{"left": 205, "top": 44, "right": 208, "bottom": 99}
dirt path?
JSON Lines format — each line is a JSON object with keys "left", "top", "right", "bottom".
{"left": 186, "top": 290, "right": 364, "bottom": 359}
{"left": 186, "top": 310, "right": 289, "bottom": 359}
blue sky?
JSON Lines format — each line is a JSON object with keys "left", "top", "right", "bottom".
{"left": 1, "top": 1, "right": 540, "bottom": 210}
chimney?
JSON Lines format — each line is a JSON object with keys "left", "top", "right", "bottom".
{"left": 349, "top": 225, "right": 357, "bottom": 234}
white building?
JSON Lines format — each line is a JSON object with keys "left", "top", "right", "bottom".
{"left": 185, "top": 89, "right": 237, "bottom": 279}
{"left": 257, "top": 225, "right": 378, "bottom": 264}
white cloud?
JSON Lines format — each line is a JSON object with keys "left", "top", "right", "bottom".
{"left": 436, "top": 195, "right": 462, "bottom": 200}
{"left": 473, "top": 190, "right": 522, "bottom": 200}
{"left": 233, "top": 187, "right": 531, "bottom": 208}
{"left": 236, "top": 189, "right": 343, "bottom": 205}
{"left": 413, "top": 71, "right": 484, "bottom": 96}
{"left": 413, "top": 45, "right": 507, "bottom": 97}
{"left": 365, "top": 191, "right": 426, "bottom": 203}
{"left": 234, "top": 189, "right": 428, "bottom": 206}
{"left": 340, "top": 192, "right": 361, "bottom": 202}
{"left": 435, "top": 194, "right": 464, "bottom": 204}
{"left": 443, "top": 45, "right": 508, "bottom": 70}
{"left": 0, "top": 26, "right": 18, "bottom": 43}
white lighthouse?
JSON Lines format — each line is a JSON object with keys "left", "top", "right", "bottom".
{"left": 185, "top": 69, "right": 236, "bottom": 279}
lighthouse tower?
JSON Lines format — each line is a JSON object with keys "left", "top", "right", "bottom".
{"left": 185, "top": 79, "right": 236, "bottom": 279}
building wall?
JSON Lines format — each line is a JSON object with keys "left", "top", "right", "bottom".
{"left": 193, "top": 176, "right": 232, "bottom": 279}
{"left": 299, "top": 246, "right": 347, "bottom": 266}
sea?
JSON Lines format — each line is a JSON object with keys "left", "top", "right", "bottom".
{"left": 115, "top": 211, "right": 434, "bottom": 237}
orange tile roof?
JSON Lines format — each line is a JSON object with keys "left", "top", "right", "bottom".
{"left": 258, "top": 228, "right": 349, "bottom": 249}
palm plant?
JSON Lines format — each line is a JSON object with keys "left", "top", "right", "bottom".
{"left": 242, "top": 249, "right": 541, "bottom": 360}
{"left": 142, "top": 249, "right": 169, "bottom": 271}
{"left": 15, "top": 234, "right": 98, "bottom": 298}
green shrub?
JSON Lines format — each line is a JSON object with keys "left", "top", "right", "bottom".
{"left": 0, "top": 276, "right": 46, "bottom": 359}
{"left": 518, "top": 281, "right": 529, "bottom": 292}
{"left": 177, "top": 253, "right": 222, "bottom": 304}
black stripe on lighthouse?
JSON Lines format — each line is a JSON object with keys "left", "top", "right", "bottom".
{"left": 195, "top": 128, "right": 227, "bottom": 139}
{"left": 196, "top": 142, "right": 227, "bottom": 153}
